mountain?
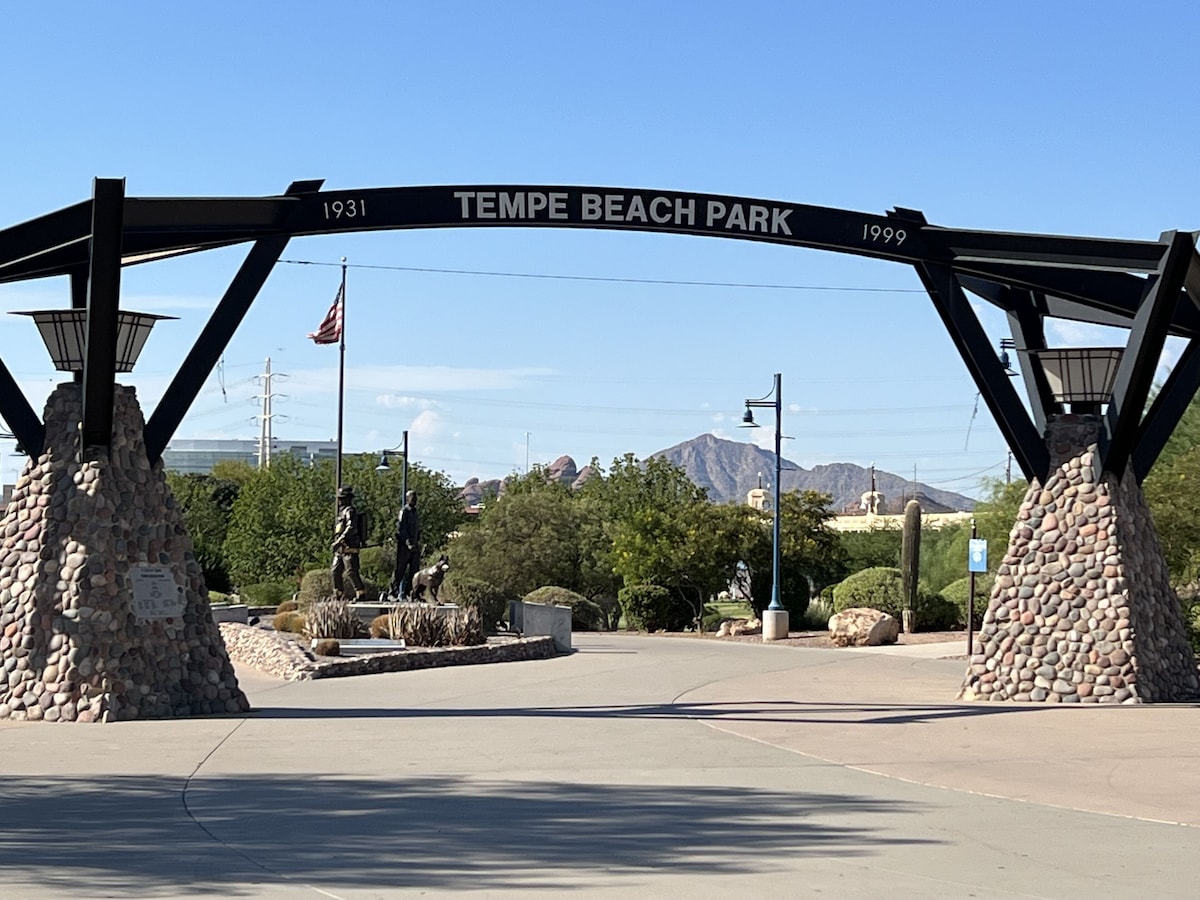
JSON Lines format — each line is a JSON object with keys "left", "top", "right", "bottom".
{"left": 651, "top": 433, "right": 975, "bottom": 512}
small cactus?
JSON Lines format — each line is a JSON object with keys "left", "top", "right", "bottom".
{"left": 272, "top": 611, "right": 308, "bottom": 634}
{"left": 313, "top": 638, "right": 341, "bottom": 657}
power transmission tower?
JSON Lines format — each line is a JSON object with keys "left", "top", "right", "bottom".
{"left": 252, "top": 357, "right": 288, "bottom": 468}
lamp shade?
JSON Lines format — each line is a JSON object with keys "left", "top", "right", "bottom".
{"left": 1032, "top": 347, "right": 1123, "bottom": 405}
{"left": 11, "top": 309, "right": 175, "bottom": 373}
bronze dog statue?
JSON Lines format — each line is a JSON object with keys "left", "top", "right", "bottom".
{"left": 410, "top": 555, "right": 450, "bottom": 603}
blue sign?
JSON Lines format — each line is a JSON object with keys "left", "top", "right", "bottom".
{"left": 968, "top": 539, "right": 988, "bottom": 573}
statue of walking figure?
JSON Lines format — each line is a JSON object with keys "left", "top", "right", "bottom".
{"left": 331, "top": 486, "right": 366, "bottom": 600}
{"left": 390, "top": 490, "right": 421, "bottom": 600}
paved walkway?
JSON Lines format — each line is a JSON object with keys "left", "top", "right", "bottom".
{"left": 1, "top": 634, "right": 1199, "bottom": 898}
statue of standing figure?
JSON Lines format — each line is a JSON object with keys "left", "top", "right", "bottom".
{"left": 331, "top": 486, "right": 366, "bottom": 600}
{"left": 390, "top": 490, "right": 421, "bottom": 600}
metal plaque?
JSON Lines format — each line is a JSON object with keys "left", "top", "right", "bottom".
{"left": 130, "top": 565, "right": 187, "bottom": 619}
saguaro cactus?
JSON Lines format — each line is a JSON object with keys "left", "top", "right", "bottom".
{"left": 901, "top": 500, "right": 922, "bottom": 633}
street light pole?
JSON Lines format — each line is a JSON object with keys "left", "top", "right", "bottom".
{"left": 743, "top": 373, "right": 785, "bottom": 628}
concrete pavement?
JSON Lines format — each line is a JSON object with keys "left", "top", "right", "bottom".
{"left": 0, "top": 633, "right": 1198, "bottom": 898}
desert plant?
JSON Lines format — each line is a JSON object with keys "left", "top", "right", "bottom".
{"left": 522, "top": 586, "right": 604, "bottom": 631}
{"left": 272, "top": 610, "right": 307, "bottom": 633}
{"left": 445, "top": 606, "right": 487, "bottom": 646}
{"left": 617, "top": 583, "right": 693, "bottom": 632}
{"left": 304, "top": 598, "right": 367, "bottom": 640}
{"left": 901, "top": 500, "right": 921, "bottom": 631}
{"left": 389, "top": 604, "right": 448, "bottom": 646}
{"left": 313, "top": 638, "right": 341, "bottom": 656}
{"left": 239, "top": 582, "right": 295, "bottom": 607}
{"left": 442, "top": 574, "right": 510, "bottom": 630}
{"left": 798, "top": 596, "right": 835, "bottom": 631}
{"left": 276, "top": 599, "right": 299, "bottom": 614}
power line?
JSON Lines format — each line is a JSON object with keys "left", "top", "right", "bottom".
{"left": 279, "top": 258, "right": 924, "bottom": 294}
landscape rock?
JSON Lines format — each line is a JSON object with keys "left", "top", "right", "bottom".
{"left": 829, "top": 608, "right": 899, "bottom": 647}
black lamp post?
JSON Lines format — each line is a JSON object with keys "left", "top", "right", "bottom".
{"left": 742, "top": 373, "right": 783, "bottom": 613}
{"left": 375, "top": 429, "right": 409, "bottom": 502}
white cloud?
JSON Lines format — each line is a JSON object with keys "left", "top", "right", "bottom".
{"left": 375, "top": 394, "right": 435, "bottom": 410}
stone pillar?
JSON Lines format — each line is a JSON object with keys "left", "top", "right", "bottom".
{"left": 960, "top": 415, "right": 1199, "bottom": 704}
{"left": 0, "top": 383, "right": 248, "bottom": 722}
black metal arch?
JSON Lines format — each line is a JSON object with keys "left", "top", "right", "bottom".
{"left": 0, "top": 178, "right": 1196, "bottom": 484}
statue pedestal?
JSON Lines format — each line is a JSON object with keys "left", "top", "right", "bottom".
{"left": 960, "top": 415, "right": 1199, "bottom": 704}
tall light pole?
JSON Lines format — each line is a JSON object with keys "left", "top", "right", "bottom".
{"left": 742, "top": 373, "right": 783, "bottom": 616}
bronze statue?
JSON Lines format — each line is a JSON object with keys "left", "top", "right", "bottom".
{"left": 410, "top": 555, "right": 450, "bottom": 603}
{"left": 331, "top": 486, "right": 366, "bottom": 600}
{"left": 390, "top": 489, "right": 421, "bottom": 599}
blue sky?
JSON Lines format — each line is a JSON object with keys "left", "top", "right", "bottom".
{"left": 1, "top": 3, "right": 1197, "bottom": 497}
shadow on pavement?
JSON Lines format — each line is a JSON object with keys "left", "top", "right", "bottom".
{"left": 0, "top": 775, "right": 938, "bottom": 894}
{"left": 248, "top": 698, "right": 1061, "bottom": 726}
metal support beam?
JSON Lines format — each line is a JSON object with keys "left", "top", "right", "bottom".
{"left": 1132, "top": 334, "right": 1200, "bottom": 481}
{"left": 81, "top": 178, "right": 125, "bottom": 457}
{"left": 1103, "top": 231, "right": 1196, "bottom": 479}
{"left": 143, "top": 179, "right": 322, "bottom": 463}
{"left": 915, "top": 262, "right": 1049, "bottom": 481}
{"left": 1006, "top": 296, "right": 1059, "bottom": 435}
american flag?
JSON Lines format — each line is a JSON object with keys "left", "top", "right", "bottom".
{"left": 307, "top": 284, "right": 344, "bottom": 344}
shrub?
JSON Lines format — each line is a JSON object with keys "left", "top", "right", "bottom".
{"left": 207, "top": 590, "right": 232, "bottom": 605}
{"left": 298, "top": 569, "right": 334, "bottom": 607}
{"left": 940, "top": 575, "right": 994, "bottom": 628}
{"left": 799, "top": 597, "right": 835, "bottom": 631}
{"left": 313, "top": 639, "right": 341, "bottom": 657}
{"left": 831, "top": 567, "right": 956, "bottom": 631}
{"left": 523, "top": 586, "right": 604, "bottom": 631}
{"left": 304, "top": 598, "right": 366, "bottom": 640}
{"left": 276, "top": 599, "right": 299, "bottom": 614}
{"left": 618, "top": 583, "right": 693, "bottom": 632}
{"left": 239, "top": 582, "right": 294, "bottom": 607}
{"left": 918, "top": 590, "right": 960, "bottom": 631}
{"left": 272, "top": 611, "right": 307, "bottom": 633}
{"left": 443, "top": 574, "right": 510, "bottom": 630}
{"left": 832, "top": 567, "right": 906, "bottom": 617}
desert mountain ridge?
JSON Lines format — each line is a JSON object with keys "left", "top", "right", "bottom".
{"left": 457, "top": 434, "right": 976, "bottom": 512}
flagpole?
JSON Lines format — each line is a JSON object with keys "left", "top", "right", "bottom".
{"left": 335, "top": 257, "right": 347, "bottom": 494}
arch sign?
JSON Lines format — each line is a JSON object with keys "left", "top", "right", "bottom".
{"left": 0, "top": 180, "right": 1197, "bottom": 486}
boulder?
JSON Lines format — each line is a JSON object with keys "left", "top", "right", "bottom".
{"left": 829, "top": 607, "right": 899, "bottom": 647}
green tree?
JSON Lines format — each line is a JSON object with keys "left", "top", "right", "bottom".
{"left": 838, "top": 526, "right": 902, "bottom": 573}
{"left": 448, "top": 487, "right": 589, "bottom": 598}
{"left": 165, "top": 470, "right": 240, "bottom": 593}
{"left": 742, "top": 490, "right": 846, "bottom": 617}
{"left": 222, "top": 455, "right": 333, "bottom": 586}
{"left": 611, "top": 501, "right": 752, "bottom": 628}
